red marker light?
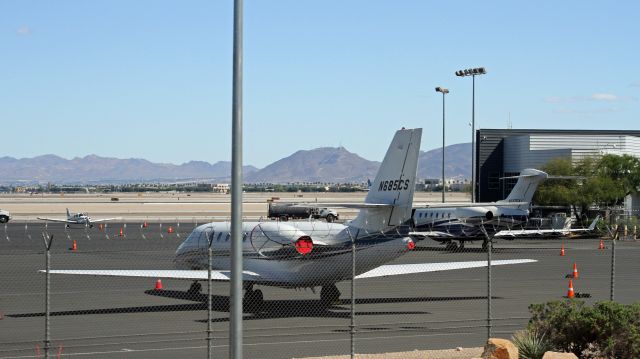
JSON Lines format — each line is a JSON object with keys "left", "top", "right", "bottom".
{"left": 407, "top": 240, "right": 415, "bottom": 250}
{"left": 295, "top": 236, "right": 313, "bottom": 255}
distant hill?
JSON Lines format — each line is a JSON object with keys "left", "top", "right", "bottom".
{"left": 0, "top": 155, "right": 258, "bottom": 184}
{"left": 245, "top": 147, "right": 380, "bottom": 183}
{"left": 418, "top": 143, "right": 471, "bottom": 180}
{"left": 0, "top": 143, "right": 471, "bottom": 185}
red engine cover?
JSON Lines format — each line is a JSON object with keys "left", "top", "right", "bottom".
{"left": 295, "top": 236, "right": 313, "bottom": 255}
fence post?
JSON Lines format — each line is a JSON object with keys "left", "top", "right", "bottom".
{"left": 610, "top": 231, "right": 617, "bottom": 301}
{"left": 350, "top": 229, "right": 356, "bottom": 359}
{"left": 42, "top": 233, "right": 54, "bottom": 359}
{"left": 207, "top": 231, "right": 214, "bottom": 359}
{"left": 481, "top": 226, "right": 492, "bottom": 340}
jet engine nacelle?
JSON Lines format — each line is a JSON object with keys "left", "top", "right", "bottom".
{"left": 485, "top": 211, "right": 494, "bottom": 221}
{"left": 250, "top": 222, "right": 315, "bottom": 257}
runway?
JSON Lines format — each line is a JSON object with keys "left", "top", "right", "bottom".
{"left": 1, "top": 220, "right": 639, "bottom": 358}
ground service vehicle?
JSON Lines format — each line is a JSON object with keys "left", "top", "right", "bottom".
{"left": 0, "top": 209, "right": 11, "bottom": 223}
{"left": 267, "top": 202, "right": 339, "bottom": 222}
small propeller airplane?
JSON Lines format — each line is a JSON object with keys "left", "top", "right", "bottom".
{"left": 42, "top": 128, "right": 536, "bottom": 309}
{"left": 37, "top": 208, "right": 119, "bottom": 228}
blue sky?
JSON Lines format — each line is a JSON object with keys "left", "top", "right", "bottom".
{"left": 1, "top": 1, "right": 638, "bottom": 168}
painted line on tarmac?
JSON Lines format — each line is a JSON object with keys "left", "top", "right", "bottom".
{"left": 0, "top": 331, "right": 477, "bottom": 358}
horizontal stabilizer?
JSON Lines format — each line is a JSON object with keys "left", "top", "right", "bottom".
{"left": 355, "top": 259, "right": 537, "bottom": 279}
{"left": 412, "top": 202, "right": 528, "bottom": 208}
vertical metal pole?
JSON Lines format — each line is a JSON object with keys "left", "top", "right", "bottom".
{"left": 471, "top": 75, "right": 475, "bottom": 203}
{"left": 442, "top": 93, "right": 445, "bottom": 203}
{"left": 230, "top": 0, "right": 244, "bottom": 358}
{"left": 207, "top": 236, "right": 213, "bottom": 359}
{"left": 486, "top": 230, "right": 492, "bottom": 339}
{"left": 610, "top": 233, "right": 616, "bottom": 301}
{"left": 350, "top": 234, "right": 356, "bottom": 359}
{"left": 42, "top": 234, "right": 53, "bottom": 359}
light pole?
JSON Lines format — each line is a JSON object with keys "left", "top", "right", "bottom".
{"left": 455, "top": 67, "right": 486, "bottom": 202}
{"left": 435, "top": 87, "right": 449, "bottom": 203}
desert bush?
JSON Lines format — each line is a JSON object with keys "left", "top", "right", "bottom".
{"left": 527, "top": 300, "right": 640, "bottom": 358}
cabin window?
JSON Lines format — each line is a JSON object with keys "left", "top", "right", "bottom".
{"left": 216, "top": 232, "right": 223, "bottom": 241}
{"left": 225, "top": 233, "right": 230, "bottom": 241}
{"left": 430, "top": 213, "right": 433, "bottom": 218}
{"left": 436, "top": 213, "right": 439, "bottom": 218}
{"left": 419, "top": 213, "right": 422, "bottom": 218}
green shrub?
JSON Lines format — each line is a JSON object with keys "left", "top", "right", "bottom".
{"left": 527, "top": 300, "right": 640, "bottom": 358}
{"left": 512, "top": 328, "right": 554, "bottom": 359}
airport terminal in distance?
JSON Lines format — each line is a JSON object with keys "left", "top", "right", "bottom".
{"left": 1, "top": 127, "right": 640, "bottom": 359}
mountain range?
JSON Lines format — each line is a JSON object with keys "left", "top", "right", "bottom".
{"left": 0, "top": 143, "right": 471, "bottom": 185}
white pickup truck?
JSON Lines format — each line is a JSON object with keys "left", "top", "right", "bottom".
{"left": 0, "top": 209, "right": 11, "bottom": 223}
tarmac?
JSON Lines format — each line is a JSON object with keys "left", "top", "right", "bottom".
{"left": 0, "top": 194, "right": 638, "bottom": 358}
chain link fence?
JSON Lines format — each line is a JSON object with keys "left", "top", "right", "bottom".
{"left": 1, "top": 216, "right": 639, "bottom": 358}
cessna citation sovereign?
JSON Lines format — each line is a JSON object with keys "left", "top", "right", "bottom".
{"left": 44, "top": 128, "right": 536, "bottom": 309}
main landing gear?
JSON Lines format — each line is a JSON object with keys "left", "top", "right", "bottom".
{"left": 188, "top": 281, "right": 202, "bottom": 295}
{"left": 243, "top": 284, "right": 264, "bottom": 312}
{"left": 320, "top": 284, "right": 341, "bottom": 306}
{"left": 445, "top": 241, "right": 464, "bottom": 251}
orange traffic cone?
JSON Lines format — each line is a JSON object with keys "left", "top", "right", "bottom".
{"left": 599, "top": 239, "right": 605, "bottom": 250}
{"left": 572, "top": 263, "right": 579, "bottom": 279}
{"left": 155, "top": 279, "right": 163, "bottom": 290}
{"left": 567, "top": 279, "right": 575, "bottom": 298}
{"left": 99, "top": 223, "right": 103, "bottom": 230}
{"left": 119, "top": 228, "right": 124, "bottom": 237}
{"left": 167, "top": 226, "right": 174, "bottom": 234}
{"left": 70, "top": 240, "right": 77, "bottom": 251}
{"left": 560, "top": 244, "right": 565, "bottom": 256}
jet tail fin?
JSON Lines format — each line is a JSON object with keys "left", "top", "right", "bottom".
{"left": 350, "top": 128, "right": 422, "bottom": 232}
{"left": 66, "top": 208, "right": 71, "bottom": 218}
{"left": 588, "top": 215, "right": 601, "bottom": 231}
{"left": 498, "top": 169, "right": 548, "bottom": 209}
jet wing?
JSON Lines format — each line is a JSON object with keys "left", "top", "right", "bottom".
{"left": 37, "top": 217, "right": 76, "bottom": 224}
{"left": 355, "top": 259, "right": 537, "bottom": 279}
{"left": 39, "top": 269, "right": 262, "bottom": 282}
{"left": 408, "top": 231, "right": 455, "bottom": 238}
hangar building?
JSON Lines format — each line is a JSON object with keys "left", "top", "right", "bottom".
{"left": 476, "top": 129, "right": 640, "bottom": 202}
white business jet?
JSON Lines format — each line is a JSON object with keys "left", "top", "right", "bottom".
{"left": 37, "top": 208, "right": 119, "bottom": 228}
{"left": 43, "top": 128, "right": 536, "bottom": 309}
{"left": 411, "top": 169, "right": 548, "bottom": 249}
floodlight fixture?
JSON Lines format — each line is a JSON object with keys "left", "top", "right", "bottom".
{"left": 455, "top": 66, "right": 487, "bottom": 202}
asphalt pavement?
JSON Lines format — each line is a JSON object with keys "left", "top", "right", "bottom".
{"left": 1, "top": 221, "right": 638, "bottom": 358}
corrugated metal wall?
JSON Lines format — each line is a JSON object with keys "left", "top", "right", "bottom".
{"left": 477, "top": 129, "right": 640, "bottom": 202}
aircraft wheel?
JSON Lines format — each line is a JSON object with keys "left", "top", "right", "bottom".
{"left": 0, "top": 216, "right": 8, "bottom": 223}
{"left": 325, "top": 214, "right": 335, "bottom": 223}
{"left": 320, "top": 284, "right": 341, "bottom": 306}
{"left": 188, "top": 281, "right": 202, "bottom": 294}
{"left": 244, "top": 289, "right": 264, "bottom": 312}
